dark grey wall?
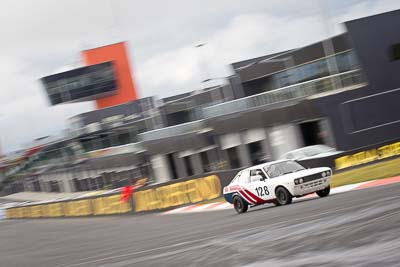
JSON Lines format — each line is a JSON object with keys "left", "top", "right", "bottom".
{"left": 231, "top": 50, "right": 291, "bottom": 70}
{"left": 160, "top": 84, "right": 235, "bottom": 126}
{"left": 79, "top": 97, "right": 155, "bottom": 126}
{"left": 345, "top": 10, "right": 400, "bottom": 94}
{"left": 208, "top": 99, "right": 320, "bottom": 134}
{"left": 314, "top": 9, "right": 400, "bottom": 150}
{"left": 238, "top": 61, "right": 286, "bottom": 83}
{"left": 143, "top": 133, "right": 211, "bottom": 155}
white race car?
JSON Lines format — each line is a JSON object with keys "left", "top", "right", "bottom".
{"left": 223, "top": 160, "right": 331, "bottom": 214}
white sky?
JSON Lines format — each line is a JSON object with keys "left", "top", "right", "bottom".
{"left": 0, "top": 0, "right": 400, "bottom": 153}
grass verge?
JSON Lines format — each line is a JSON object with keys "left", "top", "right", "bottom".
{"left": 331, "top": 156, "right": 400, "bottom": 187}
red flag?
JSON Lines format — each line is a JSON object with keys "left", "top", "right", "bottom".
{"left": 121, "top": 185, "right": 134, "bottom": 203}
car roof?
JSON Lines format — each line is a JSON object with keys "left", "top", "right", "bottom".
{"left": 242, "top": 159, "right": 291, "bottom": 171}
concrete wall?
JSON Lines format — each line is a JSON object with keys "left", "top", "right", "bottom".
{"left": 151, "top": 154, "right": 172, "bottom": 183}
{"left": 268, "top": 124, "right": 303, "bottom": 159}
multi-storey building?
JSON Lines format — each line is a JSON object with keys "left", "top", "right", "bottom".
{"left": 2, "top": 9, "right": 400, "bottom": 193}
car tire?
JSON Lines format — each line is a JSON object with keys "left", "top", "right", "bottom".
{"left": 275, "top": 187, "right": 293, "bottom": 206}
{"left": 233, "top": 196, "right": 248, "bottom": 214}
{"left": 316, "top": 185, "right": 330, "bottom": 197}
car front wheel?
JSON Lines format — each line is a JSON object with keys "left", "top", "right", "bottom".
{"left": 275, "top": 187, "right": 292, "bottom": 205}
{"left": 316, "top": 186, "right": 330, "bottom": 197}
{"left": 233, "top": 196, "right": 248, "bottom": 214}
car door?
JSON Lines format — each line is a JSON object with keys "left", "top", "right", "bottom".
{"left": 248, "top": 169, "right": 274, "bottom": 203}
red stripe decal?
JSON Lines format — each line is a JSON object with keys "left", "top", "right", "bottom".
{"left": 240, "top": 188, "right": 258, "bottom": 203}
{"left": 237, "top": 190, "right": 255, "bottom": 204}
{"left": 242, "top": 187, "right": 272, "bottom": 204}
{"left": 243, "top": 189, "right": 264, "bottom": 203}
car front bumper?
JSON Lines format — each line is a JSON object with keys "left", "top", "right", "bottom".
{"left": 293, "top": 177, "right": 330, "bottom": 196}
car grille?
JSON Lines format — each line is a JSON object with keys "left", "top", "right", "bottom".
{"left": 302, "top": 172, "right": 325, "bottom": 183}
{"left": 302, "top": 179, "right": 324, "bottom": 189}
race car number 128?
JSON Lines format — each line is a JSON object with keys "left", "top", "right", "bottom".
{"left": 255, "top": 186, "right": 269, "bottom": 196}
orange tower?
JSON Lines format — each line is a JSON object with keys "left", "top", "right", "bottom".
{"left": 81, "top": 42, "right": 139, "bottom": 109}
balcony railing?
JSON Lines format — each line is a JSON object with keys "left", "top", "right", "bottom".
{"left": 138, "top": 120, "right": 206, "bottom": 142}
{"left": 203, "top": 69, "right": 365, "bottom": 118}
{"left": 83, "top": 142, "right": 145, "bottom": 158}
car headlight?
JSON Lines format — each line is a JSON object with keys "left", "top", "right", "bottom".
{"left": 295, "top": 178, "right": 304, "bottom": 185}
{"left": 322, "top": 172, "right": 327, "bottom": 177}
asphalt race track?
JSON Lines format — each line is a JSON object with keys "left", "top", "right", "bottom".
{"left": 1, "top": 183, "right": 400, "bottom": 267}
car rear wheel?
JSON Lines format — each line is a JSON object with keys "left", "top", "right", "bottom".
{"left": 233, "top": 196, "right": 248, "bottom": 214}
{"left": 275, "top": 187, "right": 292, "bottom": 206}
{"left": 316, "top": 185, "right": 330, "bottom": 197}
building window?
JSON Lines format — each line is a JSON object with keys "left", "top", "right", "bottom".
{"left": 269, "top": 50, "right": 359, "bottom": 91}
{"left": 227, "top": 147, "right": 240, "bottom": 169}
{"left": 118, "top": 132, "right": 131, "bottom": 145}
{"left": 49, "top": 181, "right": 60, "bottom": 192}
{"left": 391, "top": 43, "right": 400, "bottom": 61}
{"left": 200, "top": 151, "right": 210, "bottom": 172}
{"left": 81, "top": 139, "right": 93, "bottom": 152}
{"left": 101, "top": 135, "right": 111, "bottom": 148}
{"left": 183, "top": 156, "right": 194, "bottom": 176}
{"left": 167, "top": 153, "right": 179, "bottom": 179}
{"left": 247, "top": 141, "right": 265, "bottom": 165}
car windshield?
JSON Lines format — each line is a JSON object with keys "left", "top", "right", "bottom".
{"left": 264, "top": 161, "right": 305, "bottom": 178}
{"left": 301, "top": 145, "right": 333, "bottom": 157}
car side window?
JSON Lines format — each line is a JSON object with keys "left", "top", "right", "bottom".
{"left": 238, "top": 170, "right": 250, "bottom": 183}
{"left": 250, "top": 169, "right": 267, "bottom": 182}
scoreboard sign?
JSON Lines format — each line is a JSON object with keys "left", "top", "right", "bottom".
{"left": 41, "top": 61, "right": 117, "bottom": 105}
